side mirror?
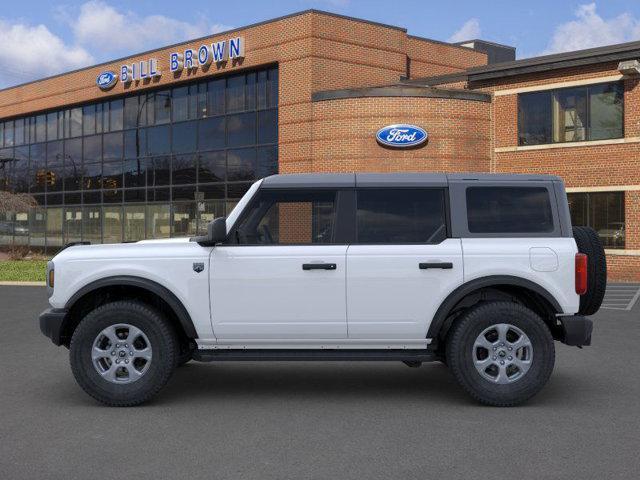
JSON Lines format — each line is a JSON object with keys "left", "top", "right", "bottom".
{"left": 191, "top": 217, "right": 227, "bottom": 246}
{"left": 209, "top": 217, "right": 228, "bottom": 244}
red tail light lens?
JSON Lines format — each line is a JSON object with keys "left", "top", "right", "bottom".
{"left": 575, "top": 253, "right": 588, "bottom": 295}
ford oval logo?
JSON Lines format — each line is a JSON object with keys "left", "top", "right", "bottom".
{"left": 376, "top": 124, "right": 428, "bottom": 148}
{"left": 96, "top": 71, "right": 118, "bottom": 90}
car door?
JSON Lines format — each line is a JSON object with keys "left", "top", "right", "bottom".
{"left": 210, "top": 188, "right": 348, "bottom": 340}
{"left": 346, "top": 187, "right": 463, "bottom": 340}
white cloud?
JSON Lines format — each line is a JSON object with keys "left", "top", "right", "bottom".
{"left": 542, "top": 3, "right": 640, "bottom": 54}
{"left": 448, "top": 18, "right": 481, "bottom": 43}
{"left": 0, "top": 20, "right": 93, "bottom": 88}
{"left": 71, "top": 1, "right": 232, "bottom": 55}
{"left": 0, "top": 2, "right": 234, "bottom": 88}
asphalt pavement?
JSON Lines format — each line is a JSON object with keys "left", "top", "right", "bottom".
{"left": 1, "top": 285, "right": 639, "bottom": 480}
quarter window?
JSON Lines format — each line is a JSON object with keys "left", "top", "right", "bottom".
{"left": 518, "top": 82, "right": 623, "bottom": 145}
{"left": 234, "top": 190, "right": 337, "bottom": 245}
{"left": 356, "top": 189, "right": 447, "bottom": 244}
{"left": 466, "top": 187, "right": 554, "bottom": 234}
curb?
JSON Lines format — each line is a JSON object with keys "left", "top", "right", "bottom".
{"left": 0, "top": 281, "right": 46, "bottom": 286}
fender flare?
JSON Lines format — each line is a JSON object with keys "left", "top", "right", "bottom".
{"left": 426, "top": 275, "right": 563, "bottom": 340}
{"left": 65, "top": 275, "right": 198, "bottom": 339}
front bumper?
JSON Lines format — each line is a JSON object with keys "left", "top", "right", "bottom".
{"left": 558, "top": 315, "right": 593, "bottom": 346}
{"left": 39, "top": 308, "right": 68, "bottom": 346}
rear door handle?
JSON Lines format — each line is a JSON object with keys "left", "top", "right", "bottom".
{"left": 302, "top": 263, "right": 337, "bottom": 271}
{"left": 419, "top": 262, "right": 453, "bottom": 270}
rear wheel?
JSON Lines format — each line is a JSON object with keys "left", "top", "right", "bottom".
{"left": 70, "top": 301, "right": 177, "bottom": 407}
{"left": 446, "top": 301, "right": 555, "bottom": 406}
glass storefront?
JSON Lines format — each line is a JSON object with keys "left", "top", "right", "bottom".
{"left": 0, "top": 66, "right": 278, "bottom": 250}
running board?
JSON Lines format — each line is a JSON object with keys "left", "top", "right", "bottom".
{"left": 193, "top": 349, "right": 438, "bottom": 362}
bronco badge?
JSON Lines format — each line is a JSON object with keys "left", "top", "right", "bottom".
{"left": 193, "top": 262, "right": 205, "bottom": 273}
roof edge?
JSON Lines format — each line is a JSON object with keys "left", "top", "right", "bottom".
{"left": 467, "top": 39, "right": 640, "bottom": 80}
{"left": 453, "top": 39, "right": 516, "bottom": 51}
{"left": 406, "top": 34, "right": 484, "bottom": 54}
{"left": 312, "top": 85, "right": 490, "bottom": 103}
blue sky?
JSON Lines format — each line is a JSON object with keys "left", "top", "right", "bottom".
{"left": 2, "top": 1, "right": 640, "bottom": 88}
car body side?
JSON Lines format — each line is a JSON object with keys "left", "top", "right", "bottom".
{"left": 46, "top": 174, "right": 580, "bottom": 349}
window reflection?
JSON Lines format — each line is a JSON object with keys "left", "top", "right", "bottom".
{"left": 103, "top": 206, "right": 122, "bottom": 243}
{"left": 227, "top": 112, "right": 256, "bottom": 147}
{"left": 172, "top": 202, "right": 196, "bottom": 237}
{"left": 64, "top": 207, "right": 82, "bottom": 243}
{"left": 146, "top": 204, "right": 170, "bottom": 238}
{"left": 227, "top": 148, "right": 256, "bottom": 181}
{"left": 124, "top": 205, "right": 145, "bottom": 241}
{"left": 0, "top": 67, "right": 278, "bottom": 250}
{"left": 568, "top": 192, "right": 625, "bottom": 249}
{"left": 198, "top": 151, "right": 225, "bottom": 183}
{"left": 199, "top": 116, "right": 225, "bottom": 151}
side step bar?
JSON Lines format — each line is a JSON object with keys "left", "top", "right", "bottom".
{"left": 193, "top": 349, "right": 438, "bottom": 362}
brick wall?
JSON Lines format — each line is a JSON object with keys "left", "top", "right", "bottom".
{"left": 406, "top": 37, "right": 487, "bottom": 79}
{"left": 306, "top": 96, "right": 491, "bottom": 173}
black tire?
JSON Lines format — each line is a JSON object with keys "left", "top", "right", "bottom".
{"left": 446, "top": 301, "right": 555, "bottom": 407}
{"left": 573, "top": 226, "right": 607, "bottom": 316}
{"left": 70, "top": 301, "right": 178, "bottom": 407}
{"left": 176, "top": 341, "right": 193, "bottom": 367}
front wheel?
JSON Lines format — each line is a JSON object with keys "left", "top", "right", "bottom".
{"left": 70, "top": 301, "right": 178, "bottom": 407}
{"left": 445, "top": 302, "right": 555, "bottom": 407}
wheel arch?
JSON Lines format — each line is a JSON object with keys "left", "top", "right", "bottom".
{"left": 427, "top": 275, "right": 563, "bottom": 346}
{"left": 60, "top": 276, "right": 198, "bottom": 347}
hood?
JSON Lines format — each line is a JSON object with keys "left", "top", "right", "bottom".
{"left": 51, "top": 237, "right": 204, "bottom": 264}
{"left": 136, "top": 237, "right": 192, "bottom": 244}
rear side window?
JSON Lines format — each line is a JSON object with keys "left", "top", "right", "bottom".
{"left": 466, "top": 187, "right": 554, "bottom": 233}
{"left": 356, "top": 189, "right": 447, "bottom": 244}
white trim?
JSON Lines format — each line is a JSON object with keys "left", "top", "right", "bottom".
{"left": 495, "top": 137, "right": 640, "bottom": 153}
{"left": 493, "top": 74, "right": 625, "bottom": 96}
{"left": 605, "top": 249, "right": 640, "bottom": 257}
{"left": 567, "top": 185, "right": 640, "bottom": 193}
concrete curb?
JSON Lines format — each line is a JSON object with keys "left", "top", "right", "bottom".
{"left": 0, "top": 281, "right": 46, "bottom": 286}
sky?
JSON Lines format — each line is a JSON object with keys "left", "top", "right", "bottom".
{"left": 2, "top": 0, "right": 640, "bottom": 88}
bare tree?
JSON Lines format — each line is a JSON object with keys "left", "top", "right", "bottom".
{"left": 0, "top": 191, "right": 37, "bottom": 215}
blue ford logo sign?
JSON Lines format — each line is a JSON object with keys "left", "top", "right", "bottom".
{"left": 376, "top": 124, "right": 428, "bottom": 148}
{"left": 96, "top": 71, "right": 118, "bottom": 90}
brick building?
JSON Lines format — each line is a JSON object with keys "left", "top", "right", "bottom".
{"left": 0, "top": 10, "right": 637, "bottom": 280}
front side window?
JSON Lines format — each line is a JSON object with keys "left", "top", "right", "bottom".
{"left": 356, "top": 189, "right": 447, "bottom": 244}
{"left": 518, "top": 82, "right": 623, "bottom": 146}
{"left": 234, "top": 190, "right": 337, "bottom": 245}
{"left": 568, "top": 191, "right": 625, "bottom": 249}
{"left": 467, "top": 187, "right": 554, "bottom": 234}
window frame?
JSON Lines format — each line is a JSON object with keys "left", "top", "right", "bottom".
{"left": 517, "top": 81, "right": 624, "bottom": 146}
{"left": 225, "top": 187, "right": 350, "bottom": 246}
{"left": 353, "top": 187, "right": 451, "bottom": 245}
{"left": 568, "top": 191, "right": 625, "bottom": 249}
{"left": 449, "top": 182, "right": 563, "bottom": 238}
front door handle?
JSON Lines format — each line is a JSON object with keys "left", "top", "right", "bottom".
{"left": 302, "top": 263, "right": 337, "bottom": 271}
{"left": 419, "top": 262, "right": 453, "bottom": 270}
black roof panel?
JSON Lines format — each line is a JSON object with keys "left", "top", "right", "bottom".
{"left": 261, "top": 172, "right": 561, "bottom": 188}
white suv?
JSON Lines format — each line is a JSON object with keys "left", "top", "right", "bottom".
{"left": 39, "top": 173, "right": 606, "bottom": 407}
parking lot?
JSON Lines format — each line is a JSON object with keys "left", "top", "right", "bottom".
{"left": 1, "top": 285, "right": 639, "bottom": 480}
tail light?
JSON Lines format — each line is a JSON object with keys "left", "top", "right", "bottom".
{"left": 575, "top": 253, "right": 588, "bottom": 295}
